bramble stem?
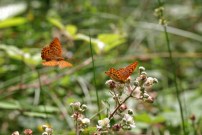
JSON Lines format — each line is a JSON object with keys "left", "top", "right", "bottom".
{"left": 109, "top": 86, "right": 137, "bottom": 119}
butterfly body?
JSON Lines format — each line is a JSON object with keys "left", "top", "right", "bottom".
{"left": 41, "top": 38, "right": 72, "bottom": 68}
{"left": 105, "top": 61, "right": 138, "bottom": 83}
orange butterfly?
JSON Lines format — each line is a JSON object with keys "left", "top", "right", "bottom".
{"left": 41, "top": 37, "right": 72, "bottom": 68}
{"left": 105, "top": 61, "right": 138, "bottom": 83}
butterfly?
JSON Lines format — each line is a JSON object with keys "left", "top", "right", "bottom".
{"left": 105, "top": 61, "right": 138, "bottom": 83}
{"left": 41, "top": 37, "right": 72, "bottom": 68}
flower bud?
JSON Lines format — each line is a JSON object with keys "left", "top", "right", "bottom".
{"left": 97, "top": 118, "right": 110, "bottom": 129}
{"left": 145, "top": 96, "right": 154, "bottom": 103}
{"left": 45, "top": 128, "right": 53, "bottom": 134}
{"left": 139, "top": 66, "right": 145, "bottom": 74}
{"left": 105, "top": 80, "right": 116, "bottom": 89}
{"left": 42, "top": 125, "right": 48, "bottom": 130}
{"left": 70, "top": 102, "right": 81, "bottom": 111}
{"left": 119, "top": 104, "right": 127, "bottom": 112}
{"left": 190, "top": 114, "right": 196, "bottom": 121}
{"left": 153, "top": 78, "right": 158, "bottom": 83}
{"left": 133, "top": 80, "right": 139, "bottom": 86}
{"left": 42, "top": 132, "right": 48, "bottom": 135}
{"left": 81, "top": 104, "right": 87, "bottom": 110}
{"left": 12, "top": 131, "right": 19, "bottom": 135}
{"left": 23, "top": 129, "right": 33, "bottom": 135}
{"left": 128, "top": 109, "right": 134, "bottom": 115}
{"left": 112, "top": 124, "right": 121, "bottom": 131}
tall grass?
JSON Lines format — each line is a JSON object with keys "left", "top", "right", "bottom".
{"left": 89, "top": 34, "right": 101, "bottom": 119}
{"left": 157, "top": 0, "right": 186, "bottom": 134}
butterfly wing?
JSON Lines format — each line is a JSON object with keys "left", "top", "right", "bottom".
{"left": 105, "top": 61, "right": 138, "bottom": 82}
{"left": 117, "top": 61, "right": 138, "bottom": 81}
{"left": 42, "top": 60, "right": 58, "bottom": 67}
{"left": 105, "top": 68, "right": 122, "bottom": 82}
{"left": 49, "top": 37, "right": 63, "bottom": 58}
{"left": 58, "top": 60, "right": 72, "bottom": 68}
{"left": 41, "top": 46, "right": 53, "bottom": 61}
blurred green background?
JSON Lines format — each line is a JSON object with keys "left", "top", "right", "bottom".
{"left": 0, "top": 0, "right": 202, "bottom": 134}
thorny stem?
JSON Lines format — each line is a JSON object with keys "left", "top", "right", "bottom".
{"left": 109, "top": 85, "right": 137, "bottom": 119}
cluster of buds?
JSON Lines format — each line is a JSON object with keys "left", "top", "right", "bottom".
{"left": 11, "top": 131, "right": 20, "bottom": 135}
{"left": 11, "top": 129, "right": 33, "bottom": 135}
{"left": 70, "top": 102, "right": 90, "bottom": 132}
{"left": 94, "top": 118, "right": 111, "bottom": 134}
{"left": 121, "top": 112, "right": 136, "bottom": 130}
{"left": 105, "top": 80, "right": 125, "bottom": 95}
{"left": 96, "top": 118, "right": 110, "bottom": 130}
{"left": 104, "top": 65, "right": 158, "bottom": 133}
{"left": 135, "top": 66, "right": 158, "bottom": 103}
{"left": 154, "top": 6, "right": 167, "bottom": 25}
{"left": 111, "top": 109, "right": 135, "bottom": 132}
{"left": 41, "top": 125, "right": 53, "bottom": 135}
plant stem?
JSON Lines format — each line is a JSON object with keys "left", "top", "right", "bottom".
{"left": 76, "top": 119, "right": 79, "bottom": 135}
{"left": 156, "top": 1, "right": 186, "bottom": 134}
{"left": 109, "top": 86, "right": 136, "bottom": 119}
{"left": 37, "top": 69, "right": 50, "bottom": 125}
{"left": 163, "top": 25, "right": 186, "bottom": 135}
{"left": 89, "top": 34, "right": 101, "bottom": 119}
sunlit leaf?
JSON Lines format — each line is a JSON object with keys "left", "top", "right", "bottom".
{"left": 75, "top": 33, "right": 105, "bottom": 54}
{"left": 0, "top": 44, "right": 40, "bottom": 65}
{"left": 47, "top": 18, "right": 64, "bottom": 29}
{"left": 98, "top": 33, "right": 125, "bottom": 52}
{"left": 0, "top": 3, "right": 26, "bottom": 21}
{"left": 65, "top": 24, "right": 77, "bottom": 36}
{"left": 0, "top": 101, "right": 21, "bottom": 109}
{"left": 0, "top": 17, "right": 28, "bottom": 28}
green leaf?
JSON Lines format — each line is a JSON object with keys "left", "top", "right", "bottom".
{"left": 135, "top": 113, "right": 152, "bottom": 123}
{"left": 65, "top": 24, "right": 77, "bottom": 36}
{"left": 0, "top": 44, "right": 40, "bottom": 65}
{"left": 0, "top": 101, "right": 21, "bottom": 109}
{"left": 23, "top": 112, "right": 53, "bottom": 118}
{"left": 135, "top": 113, "right": 165, "bottom": 124}
{"left": 47, "top": 18, "right": 64, "bottom": 29}
{"left": 81, "top": 126, "right": 97, "bottom": 135}
{"left": 98, "top": 33, "right": 126, "bottom": 52}
{"left": 75, "top": 33, "right": 104, "bottom": 54}
{"left": 0, "top": 17, "right": 28, "bottom": 28}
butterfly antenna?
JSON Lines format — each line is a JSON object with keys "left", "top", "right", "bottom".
{"left": 89, "top": 32, "right": 101, "bottom": 119}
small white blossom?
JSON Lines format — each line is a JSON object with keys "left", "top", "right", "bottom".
{"left": 122, "top": 114, "right": 136, "bottom": 128}
{"left": 45, "top": 127, "right": 53, "bottom": 134}
{"left": 97, "top": 118, "right": 110, "bottom": 129}
{"left": 70, "top": 102, "right": 81, "bottom": 110}
{"left": 144, "top": 77, "right": 156, "bottom": 87}
{"left": 80, "top": 118, "right": 90, "bottom": 125}
{"left": 11, "top": 131, "right": 19, "bottom": 135}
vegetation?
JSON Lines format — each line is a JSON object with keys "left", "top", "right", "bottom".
{"left": 0, "top": 0, "right": 202, "bottom": 134}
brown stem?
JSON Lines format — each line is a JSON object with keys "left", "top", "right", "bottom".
{"left": 109, "top": 86, "right": 137, "bottom": 119}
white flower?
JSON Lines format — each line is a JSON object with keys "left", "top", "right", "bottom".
{"left": 144, "top": 77, "right": 155, "bottom": 87}
{"left": 45, "top": 127, "right": 53, "bottom": 134}
{"left": 12, "top": 131, "right": 19, "bottom": 135}
{"left": 97, "top": 118, "right": 110, "bottom": 129}
{"left": 122, "top": 114, "right": 136, "bottom": 128}
{"left": 80, "top": 118, "right": 90, "bottom": 125}
{"left": 70, "top": 102, "right": 81, "bottom": 110}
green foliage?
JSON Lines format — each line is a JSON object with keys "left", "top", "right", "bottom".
{"left": 0, "top": 17, "right": 28, "bottom": 28}
{"left": 0, "top": 0, "right": 202, "bottom": 134}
